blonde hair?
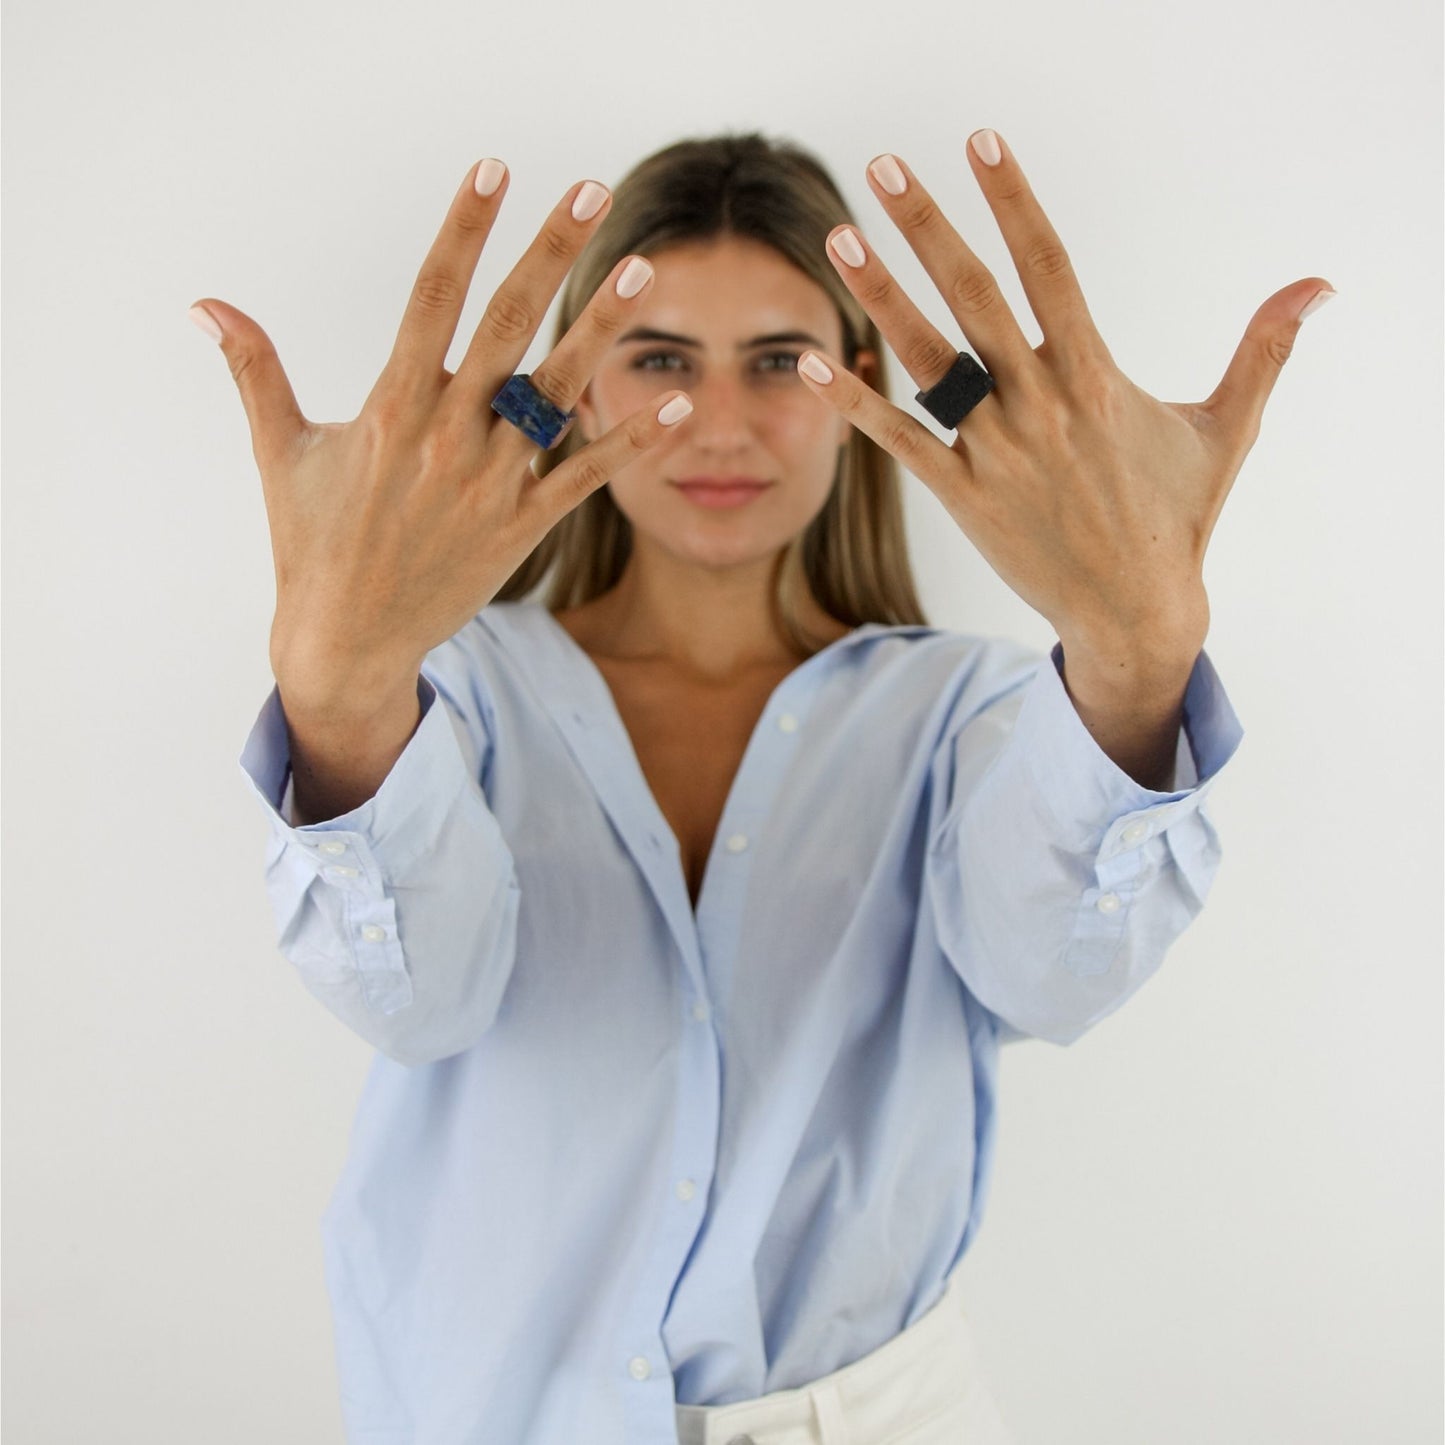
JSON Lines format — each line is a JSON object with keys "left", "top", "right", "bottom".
{"left": 494, "top": 130, "right": 931, "bottom": 655}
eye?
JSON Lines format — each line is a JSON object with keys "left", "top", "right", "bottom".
{"left": 628, "top": 350, "right": 803, "bottom": 375}
{"left": 632, "top": 350, "right": 687, "bottom": 372}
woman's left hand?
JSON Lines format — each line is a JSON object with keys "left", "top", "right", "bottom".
{"left": 798, "top": 130, "right": 1334, "bottom": 675}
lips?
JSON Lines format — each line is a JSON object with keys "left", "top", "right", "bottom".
{"left": 673, "top": 479, "right": 772, "bottom": 509}
{"left": 673, "top": 482, "right": 774, "bottom": 494}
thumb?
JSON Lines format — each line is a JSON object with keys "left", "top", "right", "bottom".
{"left": 1201, "top": 278, "right": 1337, "bottom": 456}
{"left": 188, "top": 298, "right": 308, "bottom": 471}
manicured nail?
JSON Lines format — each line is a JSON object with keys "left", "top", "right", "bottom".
{"left": 188, "top": 304, "right": 222, "bottom": 343}
{"left": 474, "top": 158, "right": 506, "bottom": 197}
{"left": 868, "top": 154, "right": 907, "bottom": 195}
{"left": 616, "top": 257, "right": 653, "bottom": 298}
{"left": 657, "top": 394, "right": 693, "bottom": 425}
{"left": 798, "top": 352, "right": 833, "bottom": 384}
{"left": 572, "top": 181, "right": 609, "bottom": 222}
{"left": 829, "top": 228, "right": 866, "bottom": 269}
{"left": 1296, "top": 287, "right": 1337, "bottom": 322}
{"left": 970, "top": 129, "right": 1002, "bottom": 167}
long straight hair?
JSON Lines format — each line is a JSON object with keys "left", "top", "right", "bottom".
{"left": 494, "top": 130, "right": 930, "bottom": 655}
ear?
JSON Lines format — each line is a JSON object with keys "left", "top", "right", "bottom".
{"left": 573, "top": 382, "right": 598, "bottom": 444}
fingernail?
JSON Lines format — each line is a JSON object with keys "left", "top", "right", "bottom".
{"left": 475, "top": 158, "right": 506, "bottom": 197}
{"left": 616, "top": 256, "right": 653, "bottom": 299}
{"left": 829, "top": 228, "right": 866, "bottom": 269}
{"left": 798, "top": 352, "right": 833, "bottom": 384}
{"left": 657, "top": 394, "right": 693, "bottom": 426}
{"left": 572, "top": 181, "right": 609, "bottom": 222}
{"left": 188, "top": 304, "right": 222, "bottom": 343}
{"left": 868, "top": 154, "right": 907, "bottom": 195}
{"left": 970, "top": 129, "right": 1002, "bottom": 167}
{"left": 1296, "top": 287, "right": 1337, "bottom": 322}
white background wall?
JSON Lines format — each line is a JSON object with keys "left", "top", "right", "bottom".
{"left": 4, "top": 0, "right": 1440, "bottom": 1439}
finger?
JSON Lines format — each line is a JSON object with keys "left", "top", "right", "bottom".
{"left": 384, "top": 158, "right": 513, "bottom": 391}
{"left": 823, "top": 222, "right": 1001, "bottom": 431}
{"left": 483, "top": 251, "right": 657, "bottom": 474}
{"left": 1202, "top": 279, "right": 1336, "bottom": 466}
{"left": 957, "top": 130, "right": 1112, "bottom": 374}
{"left": 190, "top": 298, "right": 308, "bottom": 474}
{"left": 864, "top": 149, "right": 1035, "bottom": 387}
{"left": 449, "top": 177, "right": 615, "bottom": 410}
{"left": 520, "top": 390, "right": 694, "bottom": 529}
{"left": 792, "top": 344, "right": 971, "bottom": 508}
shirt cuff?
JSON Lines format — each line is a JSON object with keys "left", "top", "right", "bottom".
{"left": 240, "top": 674, "right": 473, "bottom": 875}
{"left": 1024, "top": 640, "right": 1242, "bottom": 910}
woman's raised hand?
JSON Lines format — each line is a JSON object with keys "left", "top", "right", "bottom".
{"left": 795, "top": 132, "right": 1334, "bottom": 680}
{"left": 191, "top": 161, "right": 691, "bottom": 713}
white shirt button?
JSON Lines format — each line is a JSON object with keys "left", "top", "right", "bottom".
{"left": 325, "top": 865, "right": 360, "bottom": 878}
{"left": 628, "top": 1356, "right": 651, "bottom": 1381}
{"left": 360, "top": 924, "right": 387, "bottom": 942}
{"left": 777, "top": 712, "right": 798, "bottom": 733}
{"left": 691, "top": 1001, "right": 710, "bottom": 1023}
{"left": 1096, "top": 892, "right": 1122, "bottom": 914}
{"left": 676, "top": 1178, "right": 696, "bottom": 1202}
{"left": 725, "top": 833, "right": 749, "bottom": 853}
{"left": 318, "top": 840, "right": 347, "bottom": 856}
{"left": 1122, "top": 822, "right": 1149, "bottom": 845}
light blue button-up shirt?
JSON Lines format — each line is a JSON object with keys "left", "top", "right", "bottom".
{"left": 239, "top": 598, "right": 1243, "bottom": 1445}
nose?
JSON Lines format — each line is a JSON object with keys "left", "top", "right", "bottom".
{"left": 678, "top": 371, "right": 756, "bottom": 453}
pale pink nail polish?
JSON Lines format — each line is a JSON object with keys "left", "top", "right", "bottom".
{"left": 1297, "top": 287, "right": 1337, "bottom": 322}
{"left": 970, "top": 130, "right": 1002, "bottom": 166}
{"left": 869, "top": 154, "right": 907, "bottom": 195}
{"left": 829, "top": 228, "right": 866, "bottom": 268}
{"left": 188, "top": 304, "right": 222, "bottom": 342}
{"left": 798, "top": 352, "right": 833, "bottom": 384}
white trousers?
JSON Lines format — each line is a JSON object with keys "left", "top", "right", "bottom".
{"left": 673, "top": 1269, "right": 1015, "bottom": 1445}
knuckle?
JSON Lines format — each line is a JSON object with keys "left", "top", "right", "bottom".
{"left": 1264, "top": 331, "right": 1295, "bottom": 368}
{"left": 855, "top": 270, "right": 893, "bottom": 309}
{"left": 539, "top": 224, "right": 575, "bottom": 265}
{"left": 880, "top": 414, "right": 920, "bottom": 459}
{"left": 483, "top": 289, "right": 536, "bottom": 345}
{"left": 410, "top": 269, "right": 463, "bottom": 316}
{"left": 559, "top": 445, "right": 609, "bottom": 501}
{"left": 943, "top": 267, "right": 999, "bottom": 317}
{"left": 586, "top": 299, "right": 625, "bottom": 339}
{"left": 907, "top": 337, "right": 963, "bottom": 388}
{"left": 896, "top": 193, "right": 942, "bottom": 234}
{"left": 1021, "top": 237, "right": 1073, "bottom": 282}
{"left": 450, "top": 202, "right": 490, "bottom": 240}
{"left": 527, "top": 359, "right": 582, "bottom": 409}
{"left": 993, "top": 177, "right": 1032, "bottom": 210}
{"left": 226, "top": 345, "right": 260, "bottom": 390}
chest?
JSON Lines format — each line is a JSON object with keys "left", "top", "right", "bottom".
{"left": 589, "top": 661, "right": 791, "bottom": 910}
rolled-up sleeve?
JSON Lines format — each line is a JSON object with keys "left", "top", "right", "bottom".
{"left": 237, "top": 638, "right": 522, "bottom": 1066}
{"left": 925, "top": 641, "right": 1244, "bottom": 1047}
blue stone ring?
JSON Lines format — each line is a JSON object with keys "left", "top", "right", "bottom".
{"left": 914, "top": 351, "right": 995, "bottom": 431}
{"left": 489, "top": 373, "right": 578, "bottom": 449}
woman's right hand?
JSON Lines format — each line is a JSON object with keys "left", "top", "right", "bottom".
{"left": 191, "top": 160, "right": 691, "bottom": 714}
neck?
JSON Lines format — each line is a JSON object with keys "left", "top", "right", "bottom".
{"left": 566, "top": 542, "right": 845, "bottom": 680}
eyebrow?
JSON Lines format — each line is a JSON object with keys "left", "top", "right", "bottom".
{"left": 616, "top": 327, "right": 826, "bottom": 350}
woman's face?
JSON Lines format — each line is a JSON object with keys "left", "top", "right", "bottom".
{"left": 574, "top": 234, "right": 877, "bottom": 572}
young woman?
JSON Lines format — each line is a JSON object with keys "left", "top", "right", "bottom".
{"left": 199, "top": 128, "right": 1327, "bottom": 1443}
